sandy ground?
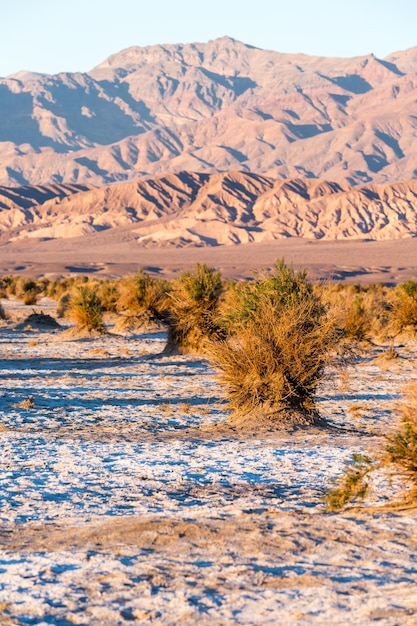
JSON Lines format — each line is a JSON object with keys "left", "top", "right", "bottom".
{"left": 1, "top": 236, "right": 417, "bottom": 284}
{"left": 0, "top": 297, "right": 417, "bottom": 625}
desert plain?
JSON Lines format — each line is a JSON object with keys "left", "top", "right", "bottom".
{"left": 0, "top": 294, "right": 416, "bottom": 625}
{"left": 2, "top": 236, "right": 417, "bottom": 286}
{"left": 1, "top": 34, "right": 417, "bottom": 625}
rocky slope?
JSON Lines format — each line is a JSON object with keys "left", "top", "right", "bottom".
{"left": 2, "top": 172, "right": 417, "bottom": 246}
{"left": 1, "top": 37, "right": 417, "bottom": 187}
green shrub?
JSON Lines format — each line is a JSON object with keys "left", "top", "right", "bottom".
{"left": 223, "top": 258, "right": 320, "bottom": 331}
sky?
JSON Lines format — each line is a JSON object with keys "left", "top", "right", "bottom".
{"left": 1, "top": 0, "right": 416, "bottom": 77}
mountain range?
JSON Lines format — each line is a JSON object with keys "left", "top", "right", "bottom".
{"left": 1, "top": 36, "right": 417, "bottom": 188}
{"left": 1, "top": 172, "right": 417, "bottom": 247}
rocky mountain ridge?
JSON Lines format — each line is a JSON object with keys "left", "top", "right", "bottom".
{"left": 1, "top": 37, "right": 417, "bottom": 187}
{"left": 1, "top": 172, "right": 417, "bottom": 247}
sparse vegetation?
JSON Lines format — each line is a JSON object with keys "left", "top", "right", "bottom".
{"left": 385, "top": 385, "right": 417, "bottom": 502}
{"left": 322, "top": 283, "right": 391, "bottom": 343}
{"left": 325, "top": 454, "right": 374, "bottom": 512}
{"left": 325, "top": 385, "right": 417, "bottom": 511}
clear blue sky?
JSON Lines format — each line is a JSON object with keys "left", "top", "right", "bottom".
{"left": 1, "top": 0, "right": 416, "bottom": 77}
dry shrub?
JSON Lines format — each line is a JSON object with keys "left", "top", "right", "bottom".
{"left": 164, "top": 264, "right": 223, "bottom": 355}
{"left": 210, "top": 296, "right": 338, "bottom": 421}
{"left": 385, "top": 385, "right": 417, "bottom": 501}
{"left": 325, "top": 454, "right": 374, "bottom": 512}
{"left": 389, "top": 280, "right": 417, "bottom": 335}
{"left": 15, "top": 278, "right": 40, "bottom": 306}
{"left": 68, "top": 286, "right": 105, "bottom": 333}
{"left": 2, "top": 275, "right": 18, "bottom": 296}
{"left": 47, "top": 277, "right": 76, "bottom": 300}
{"left": 0, "top": 301, "right": 7, "bottom": 321}
{"left": 323, "top": 283, "right": 391, "bottom": 343}
{"left": 56, "top": 293, "right": 71, "bottom": 318}
{"left": 37, "top": 277, "right": 51, "bottom": 296}
{"left": 116, "top": 270, "right": 169, "bottom": 331}
{"left": 0, "top": 280, "right": 8, "bottom": 299}
{"left": 94, "top": 279, "right": 119, "bottom": 313}
{"left": 209, "top": 259, "right": 340, "bottom": 423}
{"left": 325, "top": 385, "right": 417, "bottom": 511}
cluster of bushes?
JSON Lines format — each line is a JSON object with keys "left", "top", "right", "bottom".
{"left": 2, "top": 263, "right": 417, "bottom": 509}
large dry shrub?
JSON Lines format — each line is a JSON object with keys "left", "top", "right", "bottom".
{"left": 68, "top": 286, "right": 105, "bottom": 333}
{"left": 209, "top": 260, "right": 340, "bottom": 423}
{"left": 164, "top": 264, "right": 224, "bottom": 355}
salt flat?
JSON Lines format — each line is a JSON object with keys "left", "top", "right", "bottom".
{"left": 0, "top": 297, "right": 416, "bottom": 625}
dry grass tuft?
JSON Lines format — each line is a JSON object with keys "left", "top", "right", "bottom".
{"left": 325, "top": 454, "right": 374, "bottom": 512}
{"left": 12, "top": 396, "right": 36, "bottom": 410}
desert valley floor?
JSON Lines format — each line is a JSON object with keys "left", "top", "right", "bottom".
{"left": 2, "top": 237, "right": 417, "bottom": 286}
{"left": 0, "top": 297, "right": 416, "bottom": 625}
